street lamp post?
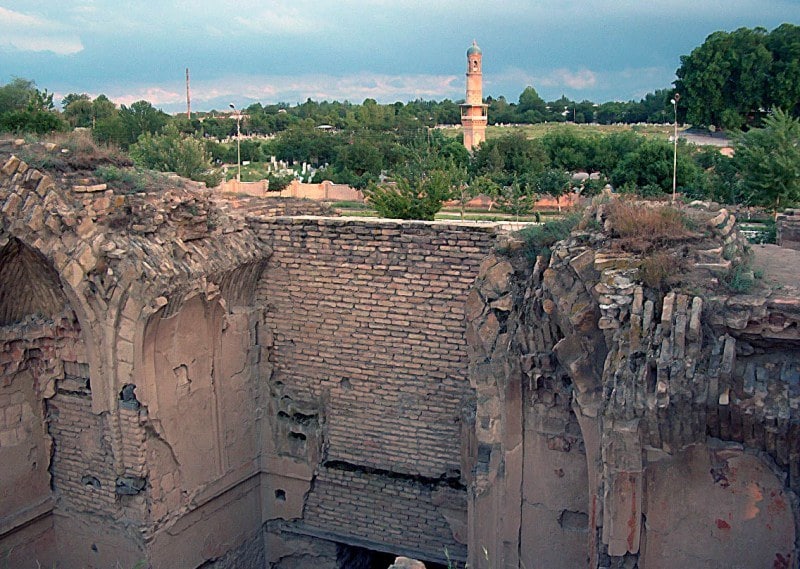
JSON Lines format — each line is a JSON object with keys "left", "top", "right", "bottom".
{"left": 670, "top": 93, "right": 681, "bottom": 204}
{"left": 229, "top": 103, "right": 242, "bottom": 183}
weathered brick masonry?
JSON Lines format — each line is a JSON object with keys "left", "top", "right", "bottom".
{"left": 253, "top": 217, "right": 499, "bottom": 563}
{"left": 4, "top": 144, "right": 799, "bottom": 569}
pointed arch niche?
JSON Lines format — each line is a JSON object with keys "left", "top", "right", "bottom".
{"left": 0, "top": 237, "right": 92, "bottom": 568}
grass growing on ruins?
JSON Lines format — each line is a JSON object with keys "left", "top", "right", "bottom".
{"left": 723, "top": 262, "right": 757, "bottom": 293}
{"left": 95, "top": 164, "right": 163, "bottom": 194}
{"left": 605, "top": 200, "right": 696, "bottom": 253}
{"left": 515, "top": 212, "right": 582, "bottom": 262}
{"left": 16, "top": 130, "right": 130, "bottom": 172}
{"left": 639, "top": 250, "right": 681, "bottom": 290}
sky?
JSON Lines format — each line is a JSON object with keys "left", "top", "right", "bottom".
{"left": 1, "top": 1, "right": 798, "bottom": 114}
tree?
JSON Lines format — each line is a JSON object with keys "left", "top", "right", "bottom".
{"left": 540, "top": 128, "right": 596, "bottom": 172}
{"left": 592, "top": 131, "right": 643, "bottom": 175}
{"left": 63, "top": 93, "right": 93, "bottom": 128}
{"left": 0, "top": 78, "right": 66, "bottom": 134}
{"left": 676, "top": 25, "right": 800, "bottom": 129}
{"left": 267, "top": 172, "right": 295, "bottom": 192}
{"left": 92, "top": 95, "right": 117, "bottom": 121}
{"left": 610, "top": 138, "right": 703, "bottom": 195}
{"left": 495, "top": 178, "right": 536, "bottom": 220}
{"left": 363, "top": 153, "right": 456, "bottom": 220}
{"left": 130, "top": 124, "right": 222, "bottom": 187}
{"left": 533, "top": 169, "right": 571, "bottom": 212}
{"left": 518, "top": 86, "right": 547, "bottom": 123}
{"left": 767, "top": 24, "right": 800, "bottom": 116}
{"left": 470, "top": 132, "right": 547, "bottom": 186}
{"left": 0, "top": 78, "right": 36, "bottom": 113}
{"left": 732, "top": 109, "right": 800, "bottom": 213}
{"left": 118, "top": 100, "right": 169, "bottom": 147}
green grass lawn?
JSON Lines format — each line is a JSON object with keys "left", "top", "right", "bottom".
{"left": 439, "top": 122, "right": 682, "bottom": 141}
{"left": 332, "top": 204, "right": 566, "bottom": 223}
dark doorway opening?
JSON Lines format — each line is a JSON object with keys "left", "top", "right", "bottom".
{"left": 335, "top": 543, "right": 448, "bottom": 569}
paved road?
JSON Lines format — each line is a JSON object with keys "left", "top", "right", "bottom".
{"left": 682, "top": 132, "right": 732, "bottom": 147}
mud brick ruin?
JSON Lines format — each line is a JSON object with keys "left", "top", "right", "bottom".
{"left": 1, "top": 143, "right": 799, "bottom": 568}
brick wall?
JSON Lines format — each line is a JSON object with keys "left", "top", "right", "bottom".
{"left": 303, "top": 466, "right": 467, "bottom": 561}
{"left": 48, "top": 381, "right": 118, "bottom": 516}
{"left": 254, "top": 217, "right": 498, "bottom": 560}
{"left": 0, "top": 314, "right": 85, "bottom": 521}
{"left": 255, "top": 217, "right": 497, "bottom": 477}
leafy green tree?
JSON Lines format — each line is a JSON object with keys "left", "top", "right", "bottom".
{"left": 518, "top": 86, "right": 548, "bottom": 123}
{"left": 0, "top": 78, "right": 66, "bottom": 134}
{"left": 611, "top": 138, "right": 702, "bottom": 195}
{"left": 63, "top": 93, "right": 93, "bottom": 128}
{"left": 533, "top": 169, "right": 571, "bottom": 211}
{"left": 118, "top": 100, "right": 169, "bottom": 147}
{"left": 267, "top": 172, "right": 295, "bottom": 192}
{"left": 487, "top": 95, "right": 518, "bottom": 124}
{"left": 93, "top": 115, "right": 126, "bottom": 145}
{"left": 269, "top": 124, "right": 340, "bottom": 165}
{"left": 433, "top": 99, "right": 461, "bottom": 125}
{"left": 595, "top": 101, "right": 629, "bottom": 124}
{"left": 92, "top": 95, "right": 117, "bottom": 121}
{"left": 767, "top": 24, "right": 800, "bottom": 116}
{"left": 676, "top": 26, "right": 800, "bottom": 129}
{"left": 468, "top": 174, "right": 501, "bottom": 199}
{"left": 338, "top": 138, "right": 384, "bottom": 176}
{"left": 732, "top": 109, "right": 800, "bottom": 213}
{"left": 130, "top": 124, "right": 222, "bottom": 187}
{"left": 691, "top": 147, "right": 742, "bottom": 203}
{"left": 540, "top": 128, "right": 597, "bottom": 172}
{"left": 579, "top": 176, "right": 608, "bottom": 197}
{"left": 495, "top": 178, "right": 536, "bottom": 220}
{"left": 364, "top": 152, "right": 456, "bottom": 220}
{"left": 592, "top": 131, "right": 643, "bottom": 175}
{"left": 470, "top": 132, "right": 547, "bottom": 186}
{"left": 0, "top": 78, "right": 37, "bottom": 113}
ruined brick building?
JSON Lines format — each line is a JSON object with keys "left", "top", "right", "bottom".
{"left": 1, "top": 144, "right": 799, "bottom": 569}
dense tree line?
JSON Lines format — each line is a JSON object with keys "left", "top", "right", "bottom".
{"left": 0, "top": 78, "right": 67, "bottom": 134}
{"left": 676, "top": 24, "right": 800, "bottom": 129}
{"left": 1, "top": 21, "right": 798, "bottom": 217}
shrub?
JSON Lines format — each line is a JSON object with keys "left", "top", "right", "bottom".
{"left": 724, "top": 263, "right": 756, "bottom": 293}
{"left": 364, "top": 167, "right": 454, "bottom": 220}
{"left": 130, "top": 124, "right": 222, "bottom": 187}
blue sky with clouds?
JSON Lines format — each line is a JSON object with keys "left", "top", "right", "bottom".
{"left": 1, "top": 1, "right": 797, "bottom": 113}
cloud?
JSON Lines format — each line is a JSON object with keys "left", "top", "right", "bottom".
{"left": 492, "top": 67, "right": 598, "bottom": 91}
{"left": 544, "top": 69, "right": 598, "bottom": 90}
{"left": 0, "top": 7, "right": 83, "bottom": 55}
{"left": 493, "top": 0, "right": 773, "bottom": 26}
{"left": 225, "top": 73, "right": 462, "bottom": 104}
{"left": 105, "top": 87, "right": 184, "bottom": 108}
{"left": 233, "top": 7, "right": 327, "bottom": 35}
{"left": 101, "top": 73, "right": 463, "bottom": 112}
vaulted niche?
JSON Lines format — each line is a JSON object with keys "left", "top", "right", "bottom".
{"left": 0, "top": 237, "right": 85, "bottom": 569}
{"left": 0, "top": 238, "right": 68, "bottom": 326}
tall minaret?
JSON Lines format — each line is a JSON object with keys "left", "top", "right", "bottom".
{"left": 461, "top": 40, "right": 488, "bottom": 151}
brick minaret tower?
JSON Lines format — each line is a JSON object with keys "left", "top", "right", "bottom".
{"left": 461, "top": 41, "right": 488, "bottom": 151}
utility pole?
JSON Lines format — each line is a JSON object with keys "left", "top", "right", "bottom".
{"left": 670, "top": 93, "right": 681, "bottom": 204}
{"left": 186, "top": 68, "right": 191, "bottom": 119}
{"left": 229, "top": 103, "right": 241, "bottom": 182}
